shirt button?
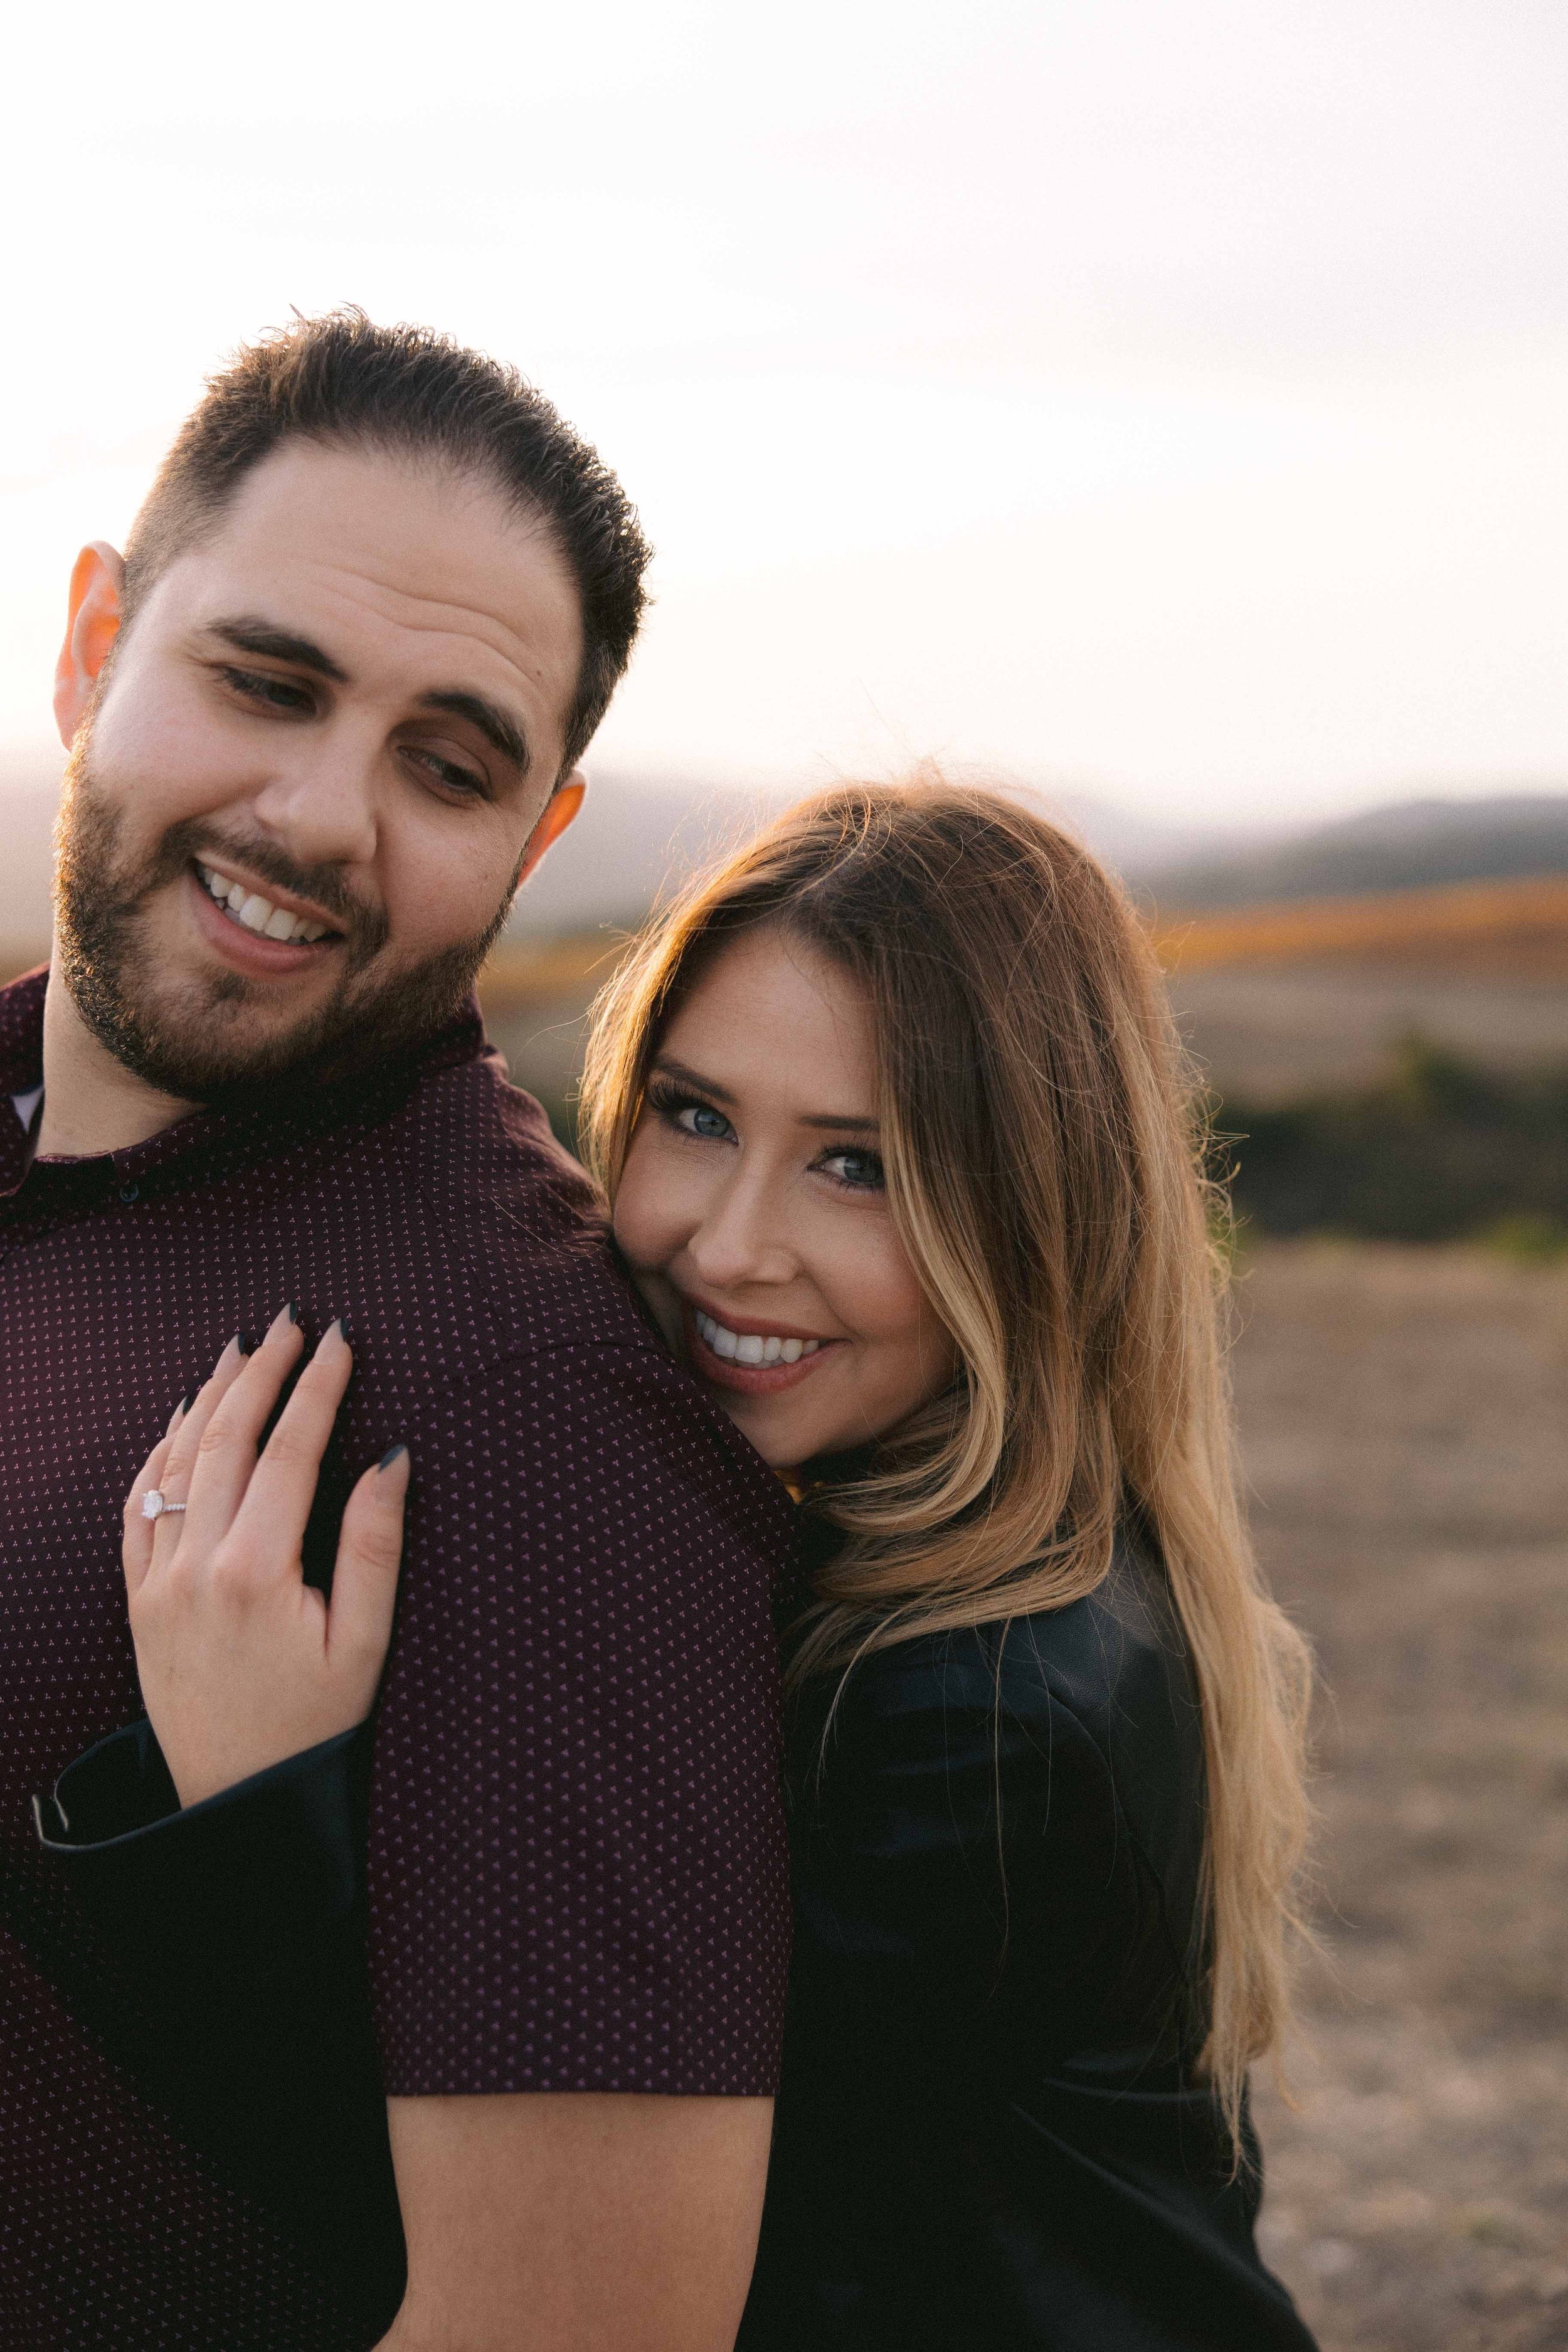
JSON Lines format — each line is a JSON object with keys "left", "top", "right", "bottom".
{"left": 119, "top": 1181, "right": 140, "bottom": 1204}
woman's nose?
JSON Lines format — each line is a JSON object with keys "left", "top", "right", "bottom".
{"left": 685, "top": 1169, "right": 797, "bottom": 1289}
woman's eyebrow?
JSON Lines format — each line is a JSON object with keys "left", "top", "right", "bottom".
{"left": 652, "top": 1056, "right": 879, "bottom": 1131}
{"left": 652, "top": 1055, "right": 736, "bottom": 1103}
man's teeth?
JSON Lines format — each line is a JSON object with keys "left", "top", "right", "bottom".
{"left": 196, "top": 862, "right": 331, "bottom": 945}
{"left": 692, "top": 1308, "right": 821, "bottom": 1367}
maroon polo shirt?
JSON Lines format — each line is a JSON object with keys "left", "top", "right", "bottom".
{"left": 0, "top": 966, "right": 793, "bottom": 2351}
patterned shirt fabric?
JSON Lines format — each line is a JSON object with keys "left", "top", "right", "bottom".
{"left": 0, "top": 965, "right": 794, "bottom": 2351}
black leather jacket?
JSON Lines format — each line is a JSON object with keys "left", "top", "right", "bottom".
{"left": 739, "top": 1525, "right": 1317, "bottom": 2350}
{"left": 34, "top": 1717, "right": 406, "bottom": 2336}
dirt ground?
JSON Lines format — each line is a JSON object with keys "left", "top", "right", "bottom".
{"left": 1236, "top": 1243, "right": 1568, "bottom": 2349}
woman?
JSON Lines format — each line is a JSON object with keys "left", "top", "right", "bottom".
{"left": 43, "top": 781, "right": 1318, "bottom": 2349}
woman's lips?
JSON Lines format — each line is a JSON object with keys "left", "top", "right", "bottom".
{"left": 681, "top": 1299, "right": 842, "bottom": 1396}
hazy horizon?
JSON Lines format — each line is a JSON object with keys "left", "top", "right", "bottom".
{"left": 3, "top": 741, "right": 1565, "bottom": 842}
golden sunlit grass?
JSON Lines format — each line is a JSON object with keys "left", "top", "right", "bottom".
{"left": 1152, "top": 873, "right": 1568, "bottom": 980}
{"left": 477, "top": 872, "right": 1568, "bottom": 1017}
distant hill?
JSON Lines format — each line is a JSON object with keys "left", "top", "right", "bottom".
{"left": 4, "top": 763, "right": 1205, "bottom": 948}
{"left": 499, "top": 773, "right": 1234, "bottom": 937}
{"left": 1144, "top": 793, "right": 1568, "bottom": 911}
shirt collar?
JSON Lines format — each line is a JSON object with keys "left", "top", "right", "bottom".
{"left": 0, "top": 967, "right": 46, "bottom": 1101}
{"left": 0, "top": 967, "right": 490, "bottom": 1208}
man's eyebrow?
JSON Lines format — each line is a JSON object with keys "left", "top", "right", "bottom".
{"left": 418, "top": 689, "right": 530, "bottom": 775}
{"left": 205, "top": 617, "right": 349, "bottom": 682}
{"left": 204, "top": 621, "right": 532, "bottom": 775}
{"left": 651, "top": 1056, "right": 879, "bottom": 1131}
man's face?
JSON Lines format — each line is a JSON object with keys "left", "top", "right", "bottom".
{"left": 55, "top": 440, "right": 584, "bottom": 1103}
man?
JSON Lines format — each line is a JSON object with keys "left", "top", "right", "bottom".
{"left": 0, "top": 312, "right": 793, "bottom": 2350}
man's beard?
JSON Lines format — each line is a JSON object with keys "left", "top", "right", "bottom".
{"left": 53, "top": 738, "right": 516, "bottom": 1113}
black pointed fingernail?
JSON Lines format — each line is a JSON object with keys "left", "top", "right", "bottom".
{"left": 181, "top": 1387, "right": 198, "bottom": 1414}
{"left": 236, "top": 1331, "right": 252, "bottom": 1357}
{"left": 337, "top": 1314, "right": 354, "bottom": 1343}
{"left": 378, "top": 1444, "right": 408, "bottom": 1473}
{"left": 284, "top": 1301, "right": 300, "bottom": 1326}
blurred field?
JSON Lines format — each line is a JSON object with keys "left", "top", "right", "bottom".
{"left": 1167, "top": 967, "right": 1568, "bottom": 1103}
{"left": 479, "top": 936, "right": 630, "bottom": 1114}
{"left": 1153, "top": 874, "right": 1568, "bottom": 980}
{"left": 1237, "top": 1243, "right": 1568, "bottom": 2349}
{"left": 1154, "top": 873, "right": 1568, "bottom": 1101}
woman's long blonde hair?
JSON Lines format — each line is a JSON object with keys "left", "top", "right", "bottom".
{"left": 579, "top": 778, "right": 1311, "bottom": 2136}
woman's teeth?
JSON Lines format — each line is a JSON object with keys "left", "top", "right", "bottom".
{"left": 692, "top": 1308, "right": 822, "bottom": 1367}
{"left": 197, "top": 862, "right": 331, "bottom": 945}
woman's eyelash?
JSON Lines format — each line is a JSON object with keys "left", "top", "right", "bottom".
{"left": 646, "top": 1081, "right": 733, "bottom": 1136}
{"left": 817, "top": 1146, "right": 886, "bottom": 1192}
{"left": 646, "top": 1081, "right": 703, "bottom": 1116}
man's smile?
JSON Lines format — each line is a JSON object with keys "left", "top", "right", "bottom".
{"left": 194, "top": 858, "right": 340, "bottom": 945}
{"left": 186, "top": 859, "right": 347, "bottom": 979}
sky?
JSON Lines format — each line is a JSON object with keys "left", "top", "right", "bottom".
{"left": 2, "top": 0, "right": 1565, "bottom": 826}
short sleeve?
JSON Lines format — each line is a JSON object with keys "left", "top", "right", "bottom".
{"left": 363, "top": 1341, "right": 793, "bottom": 2098}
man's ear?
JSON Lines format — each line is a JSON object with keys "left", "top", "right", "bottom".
{"left": 54, "top": 543, "right": 125, "bottom": 748}
{"left": 515, "top": 771, "right": 586, "bottom": 889}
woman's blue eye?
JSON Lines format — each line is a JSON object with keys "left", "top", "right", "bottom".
{"left": 678, "top": 1103, "right": 734, "bottom": 1142}
{"left": 821, "top": 1148, "right": 884, "bottom": 1191}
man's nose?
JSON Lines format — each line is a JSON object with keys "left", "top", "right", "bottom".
{"left": 246, "top": 724, "right": 379, "bottom": 872}
{"left": 686, "top": 1165, "right": 798, "bottom": 1290}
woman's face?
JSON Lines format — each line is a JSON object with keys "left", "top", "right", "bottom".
{"left": 613, "top": 928, "right": 958, "bottom": 1473}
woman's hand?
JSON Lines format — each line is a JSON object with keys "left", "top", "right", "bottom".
{"left": 124, "top": 1306, "right": 409, "bottom": 1809}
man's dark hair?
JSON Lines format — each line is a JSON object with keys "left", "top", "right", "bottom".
{"left": 121, "top": 308, "right": 652, "bottom": 776}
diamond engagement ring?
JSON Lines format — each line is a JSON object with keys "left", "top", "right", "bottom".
{"left": 140, "top": 1490, "right": 188, "bottom": 1520}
